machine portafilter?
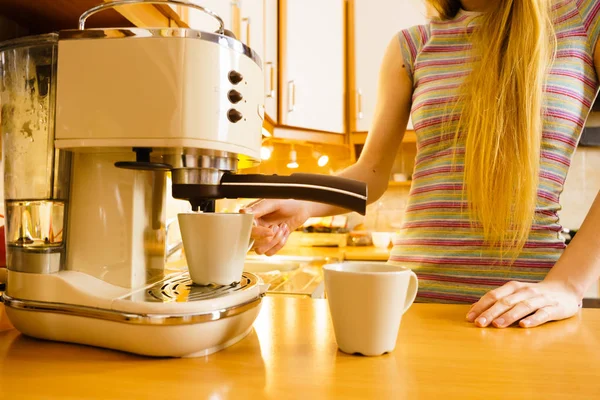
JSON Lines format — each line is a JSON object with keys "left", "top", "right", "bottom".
{"left": 116, "top": 148, "right": 368, "bottom": 214}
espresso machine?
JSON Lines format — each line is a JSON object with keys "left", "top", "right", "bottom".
{"left": 0, "top": 0, "right": 367, "bottom": 357}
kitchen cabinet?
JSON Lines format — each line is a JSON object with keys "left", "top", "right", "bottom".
{"left": 279, "top": 0, "right": 346, "bottom": 134}
{"left": 262, "top": 0, "right": 278, "bottom": 123}
{"left": 349, "top": 0, "right": 428, "bottom": 133}
{"left": 177, "top": 0, "right": 239, "bottom": 34}
{"left": 240, "top": 0, "right": 278, "bottom": 123}
{"left": 239, "top": 0, "right": 263, "bottom": 59}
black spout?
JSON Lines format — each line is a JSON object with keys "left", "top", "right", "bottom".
{"left": 191, "top": 199, "right": 216, "bottom": 212}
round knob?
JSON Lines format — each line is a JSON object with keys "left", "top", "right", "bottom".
{"left": 228, "top": 90, "right": 243, "bottom": 104}
{"left": 228, "top": 70, "right": 244, "bottom": 85}
{"left": 227, "top": 109, "right": 243, "bottom": 123}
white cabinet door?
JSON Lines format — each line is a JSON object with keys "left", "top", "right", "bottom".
{"left": 263, "top": 0, "right": 278, "bottom": 122}
{"left": 281, "top": 0, "right": 345, "bottom": 133}
{"left": 353, "top": 0, "right": 428, "bottom": 132}
{"left": 185, "top": 0, "right": 237, "bottom": 33}
{"left": 239, "top": 0, "right": 264, "bottom": 58}
{"left": 240, "top": 0, "right": 278, "bottom": 123}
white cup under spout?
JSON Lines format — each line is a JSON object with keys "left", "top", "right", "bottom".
{"left": 178, "top": 212, "right": 255, "bottom": 286}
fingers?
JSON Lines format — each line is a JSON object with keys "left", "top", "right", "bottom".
{"left": 251, "top": 224, "right": 276, "bottom": 240}
{"left": 468, "top": 280, "right": 581, "bottom": 329}
{"left": 241, "top": 199, "right": 281, "bottom": 219}
{"left": 471, "top": 298, "right": 516, "bottom": 328}
{"left": 466, "top": 281, "right": 524, "bottom": 322}
{"left": 265, "top": 225, "right": 291, "bottom": 256}
{"left": 519, "top": 306, "right": 557, "bottom": 328}
{"left": 253, "top": 225, "right": 281, "bottom": 254}
{"left": 492, "top": 295, "right": 555, "bottom": 328}
{"left": 240, "top": 199, "right": 263, "bottom": 211}
{"left": 473, "top": 286, "right": 540, "bottom": 327}
{"left": 254, "top": 224, "right": 290, "bottom": 256}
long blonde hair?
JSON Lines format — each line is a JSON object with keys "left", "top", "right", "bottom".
{"left": 426, "top": 0, "right": 555, "bottom": 255}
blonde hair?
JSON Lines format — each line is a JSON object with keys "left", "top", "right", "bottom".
{"left": 426, "top": 0, "right": 555, "bottom": 255}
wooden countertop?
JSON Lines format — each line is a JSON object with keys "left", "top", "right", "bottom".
{"left": 1, "top": 297, "right": 599, "bottom": 399}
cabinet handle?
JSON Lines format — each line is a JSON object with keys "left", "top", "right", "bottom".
{"left": 266, "top": 62, "right": 275, "bottom": 98}
{"left": 288, "top": 80, "right": 296, "bottom": 113}
{"left": 242, "top": 17, "right": 251, "bottom": 46}
{"left": 357, "top": 89, "right": 364, "bottom": 120}
{"left": 231, "top": 1, "right": 240, "bottom": 38}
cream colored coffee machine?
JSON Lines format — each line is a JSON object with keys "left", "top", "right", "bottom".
{"left": 0, "top": 0, "right": 366, "bottom": 357}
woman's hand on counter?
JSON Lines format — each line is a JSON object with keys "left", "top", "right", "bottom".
{"left": 468, "top": 192, "right": 600, "bottom": 329}
{"left": 241, "top": 199, "right": 311, "bottom": 256}
{"left": 466, "top": 280, "right": 581, "bottom": 328}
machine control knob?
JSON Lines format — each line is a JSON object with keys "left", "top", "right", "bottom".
{"left": 228, "top": 89, "right": 243, "bottom": 104}
{"left": 227, "top": 109, "right": 243, "bottom": 123}
{"left": 228, "top": 70, "right": 244, "bottom": 84}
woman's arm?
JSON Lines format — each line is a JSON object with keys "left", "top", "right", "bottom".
{"left": 466, "top": 40, "right": 600, "bottom": 328}
{"left": 306, "top": 35, "right": 413, "bottom": 217}
{"left": 544, "top": 192, "right": 600, "bottom": 298}
{"left": 244, "top": 34, "right": 413, "bottom": 255}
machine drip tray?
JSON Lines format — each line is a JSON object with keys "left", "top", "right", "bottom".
{"left": 123, "top": 272, "right": 258, "bottom": 303}
{"left": 2, "top": 271, "right": 263, "bottom": 327}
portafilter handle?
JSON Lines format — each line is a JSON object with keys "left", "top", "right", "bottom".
{"left": 172, "top": 173, "right": 368, "bottom": 215}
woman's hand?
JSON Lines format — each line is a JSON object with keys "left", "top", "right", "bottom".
{"left": 241, "top": 199, "right": 312, "bottom": 256}
{"left": 466, "top": 280, "right": 582, "bottom": 328}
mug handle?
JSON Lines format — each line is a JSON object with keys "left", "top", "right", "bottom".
{"left": 402, "top": 271, "right": 419, "bottom": 314}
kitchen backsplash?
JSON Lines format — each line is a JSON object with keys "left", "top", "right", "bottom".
{"left": 559, "top": 147, "right": 600, "bottom": 230}
{"left": 361, "top": 187, "right": 409, "bottom": 231}
{"left": 242, "top": 141, "right": 354, "bottom": 176}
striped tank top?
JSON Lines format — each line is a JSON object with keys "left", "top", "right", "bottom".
{"left": 389, "top": 0, "right": 600, "bottom": 303}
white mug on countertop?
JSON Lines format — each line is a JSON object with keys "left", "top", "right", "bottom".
{"left": 371, "top": 232, "right": 392, "bottom": 248}
{"left": 178, "top": 212, "right": 255, "bottom": 286}
{"left": 323, "top": 262, "right": 418, "bottom": 356}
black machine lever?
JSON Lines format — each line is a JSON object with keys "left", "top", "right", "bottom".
{"left": 172, "top": 173, "right": 368, "bottom": 215}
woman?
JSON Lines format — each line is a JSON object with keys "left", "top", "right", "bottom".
{"left": 244, "top": 0, "right": 600, "bottom": 329}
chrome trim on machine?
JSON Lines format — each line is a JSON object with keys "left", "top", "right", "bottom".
{"left": 78, "top": 0, "right": 225, "bottom": 33}
{"left": 1, "top": 293, "right": 263, "bottom": 326}
{"left": 58, "top": 28, "right": 262, "bottom": 67}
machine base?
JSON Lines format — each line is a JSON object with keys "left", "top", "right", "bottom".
{"left": 3, "top": 270, "right": 266, "bottom": 357}
{"left": 5, "top": 301, "right": 261, "bottom": 358}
